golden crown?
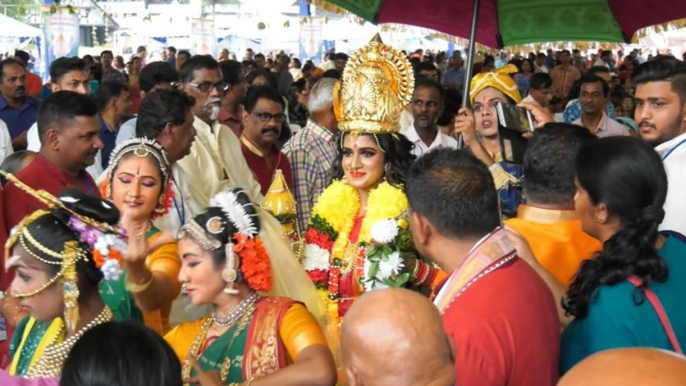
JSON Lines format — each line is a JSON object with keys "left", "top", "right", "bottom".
{"left": 334, "top": 34, "right": 414, "bottom": 135}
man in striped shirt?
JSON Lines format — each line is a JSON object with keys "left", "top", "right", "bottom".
{"left": 282, "top": 78, "right": 339, "bottom": 230}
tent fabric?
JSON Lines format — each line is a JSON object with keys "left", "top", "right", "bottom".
{"left": 0, "top": 14, "right": 42, "bottom": 38}
{"left": 319, "top": 0, "right": 686, "bottom": 48}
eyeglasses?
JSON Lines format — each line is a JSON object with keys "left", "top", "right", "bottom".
{"left": 184, "top": 81, "right": 229, "bottom": 93}
{"left": 251, "top": 112, "right": 287, "bottom": 123}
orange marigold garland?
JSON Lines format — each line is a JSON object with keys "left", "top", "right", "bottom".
{"left": 233, "top": 233, "right": 273, "bottom": 292}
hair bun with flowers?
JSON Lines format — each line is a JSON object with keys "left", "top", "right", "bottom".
{"left": 180, "top": 188, "right": 273, "bottom": 292}
{"left": 59, "top": 189, "right": 128, "bottom": 281}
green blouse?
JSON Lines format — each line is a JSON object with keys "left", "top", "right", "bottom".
{"left": 560, "top": 235, "right": 686, "bottom": 373}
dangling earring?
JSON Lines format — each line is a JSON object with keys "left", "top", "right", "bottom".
{"left": 222, "top": 243, "right": 239, "bottom": 294}
{"left": 383, "top": 163, "right": 391, "bottom": 182}
{"left": 155, "top": 194, "right": 167, "bottom": 214}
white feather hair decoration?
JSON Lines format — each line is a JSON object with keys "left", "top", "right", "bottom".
{"left": 209, "top": 190, "right": 259, "bottom": 238}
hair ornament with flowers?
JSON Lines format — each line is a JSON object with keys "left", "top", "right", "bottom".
{"left": 210, "top": 191, "right": 259, "bottom": 238}
{"left": 182, "top": 188, "right": 273, "bottom": 292}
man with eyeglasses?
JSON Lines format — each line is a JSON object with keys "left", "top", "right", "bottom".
{"left": 176, "top": 55, "right": 305, "bottom": 305}
{"left": 176, "top": 54, "right": 263, "bottom": 207}
{"left": 240, "top": 85, "right": 293, "bottom": 196}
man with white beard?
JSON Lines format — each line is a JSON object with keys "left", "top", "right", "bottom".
{"left": 177, "top": 55, "right": 263, "bottom": 204}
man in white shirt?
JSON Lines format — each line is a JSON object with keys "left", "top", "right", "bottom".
{"left": 572, "top": 73, "right": 629, "bottom": 138}
{"left": 632, "top": 57, "right": 686, "bottom": 236}
{"left": 594, "top": 50, "right": 613, "bottom": 69}
{"left": 402, "top": 78, "right": 457, "bottom": 158}
{"left": 0, "top": 118, "right": 13, "bottom": 162}
{"left": 115, "top": 62, "right": 180, "bottom": 146}
{"left": 521, "top": 73, "right": 553, "bottom": 109}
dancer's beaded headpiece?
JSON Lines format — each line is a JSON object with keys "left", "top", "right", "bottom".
{"left": 2, "top": 171, "right": 126, "bottom": 333}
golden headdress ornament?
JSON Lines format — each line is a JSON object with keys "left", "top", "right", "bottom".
{"left": 469, "top": 64, "right": 522, "bottom": 105}
{"left": 334, "top": 34, "right": 414, "bottom": 135}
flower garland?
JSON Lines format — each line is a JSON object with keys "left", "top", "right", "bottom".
{"left": 303, "top": 180, "right": 410, "bottom": 329}
{"left": 233, "top": 233, "right": 273, "bottom": 292}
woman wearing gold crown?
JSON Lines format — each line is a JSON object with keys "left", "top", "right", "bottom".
{"left": 1, "top": 175, "right": 126, "bottom": 378}
{"left": 454, "top": 64, "right": 525, "bottom": 217}
{"left": 164, "top": 187, "right": 336, "bottom": 386}
{"left": 98, "top": 138, "right": 181, "bottom": 335}
{"left": 302, "top": 35, "right": 443, "bottom": 337}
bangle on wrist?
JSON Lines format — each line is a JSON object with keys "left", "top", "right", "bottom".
{"left": 126, "top": 273, "right": 154, "bottom": 294}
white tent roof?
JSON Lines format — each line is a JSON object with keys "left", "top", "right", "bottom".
{"left": 0, "top": 14, "right": 42, "bottom": 38}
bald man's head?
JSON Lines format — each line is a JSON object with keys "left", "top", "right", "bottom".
{"left": 559, "top": 348, "right": 686, "bottom": 386}
{"left": 341, "top": 288, "right": 455, "bottom": 386}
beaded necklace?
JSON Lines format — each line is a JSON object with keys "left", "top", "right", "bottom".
{"left": 26, "top": 306, "right": 113, "bottom": 378}
{"left": 181, "top": 302, "right": 256, "bottom": 384}
{"left": 212, "top": 292, "right": 259, "bottom": 327}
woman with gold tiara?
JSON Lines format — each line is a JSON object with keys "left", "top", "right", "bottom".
{"left": 301, "top": 35, "right": 443, "bottom": 338}
{"left": 99, "top": 138, "right": 181, "bottom": 335}
{"left": 1, "top": 173, "right": 126, "bottom": 378}
{"left": 164, "top": 187, "right": 336, "bottom": 386}
{"left": 453, "top": 64, "right": 525, "bottom": 217}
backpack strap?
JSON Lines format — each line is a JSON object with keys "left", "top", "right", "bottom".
{"left": 627, "top": 276, "right": 683, "bottom": 354}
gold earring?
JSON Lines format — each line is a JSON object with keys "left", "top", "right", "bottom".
{"left": 222, "top": 243, "right": 239, "bottom": 294}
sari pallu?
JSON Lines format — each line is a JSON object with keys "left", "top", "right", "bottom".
{"left": 166, "top": 297, "right": 297, "bottom": 384}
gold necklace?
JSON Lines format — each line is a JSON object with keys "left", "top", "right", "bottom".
{"left": 26, "top": 306, "right": 114, "bottom": 378}
{"left": 182, "top": 302, "right": 256, "bottom": 385}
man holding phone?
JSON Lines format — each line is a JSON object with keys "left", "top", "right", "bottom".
{"left": 453, "top": 64, "right": 524, "bottom": 217}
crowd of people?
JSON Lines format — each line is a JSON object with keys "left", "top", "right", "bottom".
{"left": 0, "top": 34, "right": 684, "bottom": 386}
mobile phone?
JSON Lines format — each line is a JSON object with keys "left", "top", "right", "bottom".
{"left": 496, "top": 103, "right": 533, "bottom": 164}
{"left": 497, "top": 104, "right": 535, "bottom": 133}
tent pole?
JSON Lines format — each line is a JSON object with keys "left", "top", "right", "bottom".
{"left": 458, "top": 0, "right": 481, "bottom": 149}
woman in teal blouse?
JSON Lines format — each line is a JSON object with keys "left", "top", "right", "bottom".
{"left": 560, "top": 137, "right": 686, "bottom": 373}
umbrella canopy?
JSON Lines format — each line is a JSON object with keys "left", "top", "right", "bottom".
{"left": 0, "top": 14, "right": 42, "bottom": 38}
{"left": 312, "top": 0, "right": 686, "bottom": 48}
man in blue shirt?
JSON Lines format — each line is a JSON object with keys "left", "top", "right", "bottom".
{"left": 94, "top": 81, "right": 132, "bottom": 169}
{"left": 442, "top": 54, "right": 465, "bottom": 92}
{"left": 0, "top": 58, "right": 40, "bottom": 150}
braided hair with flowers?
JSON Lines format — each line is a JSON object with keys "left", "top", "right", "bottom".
{"left": 178, "top": 187, "right": 273, "bottom": 293}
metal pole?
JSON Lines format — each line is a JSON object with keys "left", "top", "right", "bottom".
{"left": 458, "top": 0, "right": 481, "bottom": 149}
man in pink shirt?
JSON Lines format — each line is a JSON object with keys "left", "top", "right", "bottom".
{"left": 572, "top": 73, "right": 630, "bottom": 138}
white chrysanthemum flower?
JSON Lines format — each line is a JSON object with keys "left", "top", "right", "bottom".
{"left": 94, "top": 237, "right": 109, "bottom": 253}
{"left": 303, "top": 244, "right": 330, "bottom": 271}
{"left": 378, "top": 251, "right": 404, "bottom": 280}
{"left": 369, "top": 280, "right": 389, "bottom": 291}
{"left": 101, "top": 259, "right": 123, "bottom": 281}
{"left": 371, "top": 219, "right": 399, "bottom": 244}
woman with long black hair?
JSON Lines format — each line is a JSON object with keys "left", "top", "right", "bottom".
{"left": 560, "top": 136, "right": 686, "bottom": 372}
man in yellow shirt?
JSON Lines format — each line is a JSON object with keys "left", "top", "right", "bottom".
{"left": 505, "top": 123, "right": 601, "bottom": 286}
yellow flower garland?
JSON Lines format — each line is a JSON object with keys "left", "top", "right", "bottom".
{"left": 309, "top": 179, "right": 409, "bottom": 332}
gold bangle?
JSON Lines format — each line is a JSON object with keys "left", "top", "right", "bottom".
{"left": 125, "top": 274, "right": 154, "bottom": 294}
